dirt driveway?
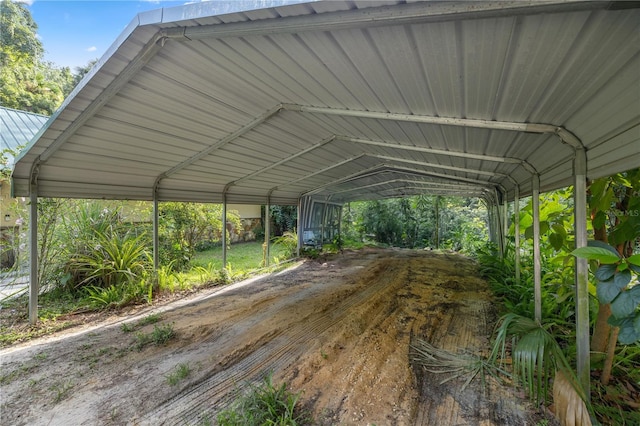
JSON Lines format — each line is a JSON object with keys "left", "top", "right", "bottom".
{"left": 0, "top": 248, "right": 548, "bottom": 425}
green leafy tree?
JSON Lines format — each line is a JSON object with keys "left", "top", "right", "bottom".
{"left": 159, "top": 202, "right": 240, "bottom": 270}
{"left": 572, "top": 168, "right": 640, "bottom": 385}
{"left": 268, "top": 205, "right": 297, "bottom": 237}
{"left": 0, "top": 0, "right": 75, "bottom": 114}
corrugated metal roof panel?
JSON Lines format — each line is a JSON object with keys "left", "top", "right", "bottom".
{"left": 0, "top": 107, "right": 48, "bottom": 169}
{"left": 11, "top": 0, "right": 640, "bottom": 205}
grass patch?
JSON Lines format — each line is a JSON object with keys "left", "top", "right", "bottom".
{"left": 166, "top": 362, "right": 191, "bottom": 386}
{"left": 217, "top": 374, "right": 312, "bottom": 426}
{"left": 192, "top": 241, "right": 289, "bottom": 271}
{"left": 50, "top": 380, "right": 74, "bottom": 403}
{"left": 134, "top": 323, "right": 176, "bottom": 351}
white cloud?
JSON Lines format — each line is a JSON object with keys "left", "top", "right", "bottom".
{"left": 86, "top": 46, "right": 97, "bottom": 52}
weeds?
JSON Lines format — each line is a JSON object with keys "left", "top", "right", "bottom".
{"left": 51, "top": 380, "right": 73, "bottom": 403}
{"left": 166, "top": 362, "right": 191, "bottom": 386}
{"left": 138, "top": 313, "right": 161, "bottom": 326}
{"left": 134, "top": 323, "right": 176, "bottom": 351}
{"left": 217, "top": 374, "right": 311, "bottom": 426}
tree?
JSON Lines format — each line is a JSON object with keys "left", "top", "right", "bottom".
{"left": 0, "top": 0, "right": 75, "bottom": 114}
{"left": 573, "top": 168, "right": 640, "bottom": 385}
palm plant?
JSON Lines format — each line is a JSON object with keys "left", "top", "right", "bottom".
{"left": 71, "top": 231, "right": 151, "bottom": 289}
{"left": 272, "top": 231, "right": 298, "bottom": 260}
{"left": 491, "top": 313, "right": 592, "bottom": 424}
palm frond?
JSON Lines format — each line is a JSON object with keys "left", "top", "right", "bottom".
{"left": 490, "top": 313, "right": 589, "bottom": 407}
{"left": 411, "top": 339, "right": 508, "bottom": 391}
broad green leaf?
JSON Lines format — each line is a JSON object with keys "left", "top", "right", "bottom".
{"left": 629, "top": 264, "right": 640, "bottom": 274}
{"left": 587, "top": 240, "right": 620, "bottom": 255}
{"left": 551, "top": 223, "right": 567, "bottom": 238}
{"left": 609, "top": 219, "right": 640, "bottom": 247}
{"left": 614, "top": 270, "right": 632, "bottom": 288}
{"left": 592, "top": 210, "right": 606, "bottom": 230}
{"left": 549, "top": 233, "right": 564, "bottom": 251}
{"left": 597, "top": 280, "right": 623, "bottom": 304}
{"left": 617, "top": 317, "right": 640, "bottom": 345}
{"left": 595, "top": 264, "right": 617, "bottom": 282}
{"left": 571, "top": 247, "right": 620, "bottom": 264}
{"left": 607, "top": 315, "right": 626, "bottom": 327}
{"left": 540, "top": 221, "right": 550, "bottom": 235}
{"left": 627, "top": 254, "right": 640, "bottom": 267}
{"left": 519, "top": 212, "right": 533, "bottom": 229}
{"left": 525, "top": 226, "right": 533, "bottom": 240}
{"left": 635, "top": 313, "right": 640, "bottom": 334}
{"left": 610, "top": 291, "right": 639, "bottom": 319}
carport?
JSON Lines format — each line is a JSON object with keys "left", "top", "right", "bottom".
{"left": 11, "top": 0, "right": 640, "bottom": 395}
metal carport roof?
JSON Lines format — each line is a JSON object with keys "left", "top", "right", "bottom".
{"left": 11, "top": 0, "right": 640, "bottom": 206}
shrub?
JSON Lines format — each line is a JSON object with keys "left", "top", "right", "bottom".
{"left": 217, "top": 374, "right": 311, "bottom": 426}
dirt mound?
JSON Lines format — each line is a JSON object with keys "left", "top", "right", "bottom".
{"left": 0, "top": 248, "right": 549, "bottom": 425}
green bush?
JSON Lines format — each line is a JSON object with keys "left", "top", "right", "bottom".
{"left": 217, "top": 374, "right": 311, "bottom": 426}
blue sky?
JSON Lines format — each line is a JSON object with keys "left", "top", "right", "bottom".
{"left": 23, "top": 0, "right": 308, "bottom": 70}
{"left": 24, "top": 1, "right": 186, "bottom": 70}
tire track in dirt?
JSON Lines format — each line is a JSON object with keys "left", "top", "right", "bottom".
{"left": 137, "top": 258, "right": 408, "bottom": 424}
{"left": 1, "top": 248, "right": 545, "bottom": 425}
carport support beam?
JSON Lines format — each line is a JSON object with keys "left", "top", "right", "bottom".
{"left": 502, "top": 193, "right": 508, "bottom": 258}
{"left": 28, "top": 183, "right": 38, "bottom": 325}
{"left": 574, "top": 148, "right": 590, "bottom": 398}
{"left": 296, "top": 198, "right": 302, "bottom": 256}
{"left": 514, "top": 185, "right": 521, "bottom": 285}
{"left": 265, "top": 198, "right": 271, "bottom": 267}
{"left": 153, "top": 194, "right": 159, "bottom": 271}
{"left": 532, "top": 175, "right": 542, "bottom": 324}
{"left": 222, "top": 196, "right": 227, "bottom": 270}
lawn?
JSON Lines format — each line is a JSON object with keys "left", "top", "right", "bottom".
{"left": 191, "top": 241, "right": 290, "bottom": 272}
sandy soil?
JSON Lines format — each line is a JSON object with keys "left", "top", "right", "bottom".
{"left": 0, "top": 248, "right": 552, "bottom": 425}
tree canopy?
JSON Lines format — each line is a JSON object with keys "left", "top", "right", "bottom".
{"left": 0, "top": 0, "right": 76, "bottom": 114}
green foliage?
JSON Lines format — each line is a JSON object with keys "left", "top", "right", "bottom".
{"left": 159, "top": 202, "right": 240, "bottom": 270}
{"left": 343, "top": 196, "right": 487, "bottom": 252}
{"left": 0, "top": 0, "right": 75, "bottom": 114}
{"left": 269, "top": 205, "right": 297, "bottom": 236}
{"left": 491, "top": 313, "right": 586, "bottom": 406}
{"left": 572, "top": 241, "right": 640, "bottom": 345}
{"left": 166, "top": 362, "right": 191, "bottom": 386}
{"left": 272, "top": 231, "right": 298, "bottom": 259}
{"left": 192, "top": 241, "right": 289, "bottom": 271}
{"left": 217, "top": 374, "right": 311, "bottom": 426}
{"left": 134, "top": 323, "right": 176, "bottom": 351}
{"left": 513, "top": 189, "right": 576, "bottom": 253}
{"left": 71, "top": 231, "right": 151, "bottom": 289}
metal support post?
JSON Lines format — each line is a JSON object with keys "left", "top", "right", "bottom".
{"left": 28, "top": 183, "right": 38, "bottom": 325}
{"left": 514, "top": 185, "right": 521, "bottom": 285}
{"left": 532, "top": 175, "right": 542, "bottom": 323}
{"left": 265, "top": 198, "right": 271, "bottom": 267}
{"left": 502, "top": 193, "right": 508, "bottom": 257}
{"left": 222, "top": 196, "right": 227, "bottom": 270}
{"left": 296, "top": 198, "right": 302, "bottom": 256}
{"left": 153, "top": 194, "right": 159, "bottom": 271}
{"left": 574, "top": 148, "right": 590, "bottom": 398}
